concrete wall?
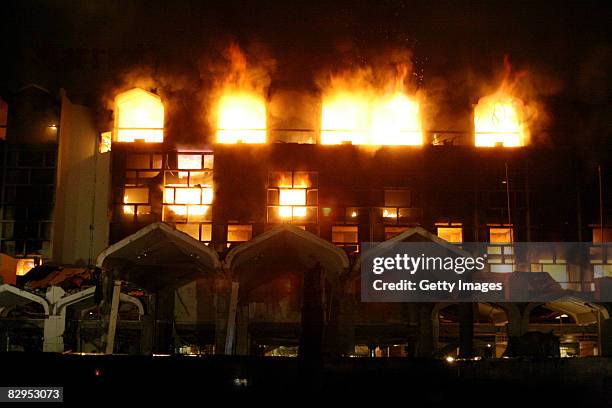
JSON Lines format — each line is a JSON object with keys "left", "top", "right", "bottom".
{"left": 52, "top": 91, "right": 110, "bottom": 265}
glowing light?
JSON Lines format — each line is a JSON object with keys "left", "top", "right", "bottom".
{"left": 445, "top": 356, "right": 455, "bottom": 363}
{"left": 100, "top": 132, "right": 112, "bottom": 153}
{"left": 474, "top": 91, "right": 526, "bottom": 147}
{"left": 178, "top": 154, "right": 202, "bottom": 169}
{"left": 279, "top": 189, "right": 306, "bottom": 206}
{"left": 293, "top": 206, "right": 307, "bottom": 217}
{"left": 114, "top": 88, "right": 164, "bottom": 143}
{"left": 321, "top": 92, "right": 370, "bottom": 145}
{"left": 279, "top": 206, "right": 292, "bottom": 218}
{"left": 383, "top": 208, "right": 397, "bottom": 218}
{"left": 321, "top": 90, "right": 422, "bottom": 145}
{"left": 216, "top": 92, "right": 266, "bottom": 144}
{"left": 175, "top": 188, "right": 202, "bottom": 205}
{"left": 370, "top": 93, "right": 423, "bottom": 145}
{"left": 351, "top": 211, "right": 358, "bottom": 218}
{"left": 16, "top": 258, "right": 36, "bottom": 276}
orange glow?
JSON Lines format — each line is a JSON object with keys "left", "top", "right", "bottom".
{"left": 178, "top": 154, "right": 202, "bottom": 169}
{"left": 100, "top": 131, "right": 112, "bottom": 153}
{"left": 437, "top": 227, "right": 463, "bottom": 243}
{"left": 214, "top": 44, "right": 268, "bottom": 144}
{"left": 474, "top": 91, "right": 526, "bottom": 147}
{"left": 383, "top": 208, "right": 397, "bottom": 218}
{"left": 321, "top": 67, "right": 423, "bottom": 146}
{"left": 279, "top": 206, "right": 306, "bottom": 218}
{"left": 370, "top": 93, "right": 422, "bottom": 145}
{"left": 321, "top": 92, "right": 370, "bottom": 145}
{"left": 279, "top": 206, "right": 292, "bottom": 218}
{"left": 165, "top": 187, "right": 213, "bottom": 205}
{"left": 216, "top": 91, "right": 266, "bottom": 144}
{"left": 489, "top": 227, "right": 514, "bottom": 243}
{"left": 279, "top": 189, "right": 306, "bottom": 206}
{"left": 16, "top": 259, "right": 36, "bottom": 276}
{"left": 123, "top": 187, "right": 148, "bottom": 215}
{"left": 114, "top": 88, "right": 164, "bottom": 143}
{"left": 166, "top": 205, "right": 209, "bottom": 217}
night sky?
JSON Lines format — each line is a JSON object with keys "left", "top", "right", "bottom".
{"left": 1, "top": 0, "right": 611, "bottom": 145}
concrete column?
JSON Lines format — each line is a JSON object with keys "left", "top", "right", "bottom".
{"left": 324, "top": 277, "right": 354, "bottom": 358}
{"left": 416, "top": 303, "right": 435, "bottom": 357}
{"left": 214, "top": 276, "right": 232, "bottom": 354}
{"left": 458, "top": 303, "right": 474, "bottom": 358}
{"left": 43, "top": 315, "right": 65, "bottom": 352}
{"left": 153, "top": 288, "right": 175, "bottom": 353}
{"left": 140, "top": 315, "right": 154, "bottom": 354}
{"left": 235, "top": 304, "right": 249, "bottom": 355}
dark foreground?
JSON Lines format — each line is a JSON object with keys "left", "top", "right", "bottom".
{"left": 1, "top": 353, "right": 611, "bottom": 406}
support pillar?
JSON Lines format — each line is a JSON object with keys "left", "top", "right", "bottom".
{"left": 458, "top": 303, "right": 474, "bottom": 358}
{"left": 43, "top": 315, "right": 66, "bottom": 352}
{"left": 416, "top": 302, "right": 435, "bottom": 357}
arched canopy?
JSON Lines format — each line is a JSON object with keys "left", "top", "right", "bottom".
{"left": 537, "top": 296, "right": 609, "bottom": 325}
{"left": 96, "top": 222, "right": 220, "bottom": 291}
{"left": 0, "top": 284, "right": 49, "bottom": 316}
{"left": 353, "top": 226, "right": 473, "bottom": 274}
{"left": 225, "top": 225, "right": 349, "bottom": 288}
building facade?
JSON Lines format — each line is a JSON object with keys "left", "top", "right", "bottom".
{"left": 0, "top": 85, "right": 611, "bottom": 359}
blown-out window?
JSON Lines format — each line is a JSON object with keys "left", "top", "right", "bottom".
{"left": 114, "top": 88, "right": 164, "bottom": 143}
{"left": 267, "top": 171, "right": 318, "bottom": 224}
{"left": 436, "top": 223, "right": 463, "bottom": 243}
{"left": 332, "top": 225, "right": 359, "bottom": 253}
{"left": 162, "top": 152, "right": 214, "bottom": 242}
{"left": 227, "top": 224, "right": 253, "bottom": 247}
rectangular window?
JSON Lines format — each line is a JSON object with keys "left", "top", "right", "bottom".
{"left": 279, "top": 189, "right": 306, "bottom": 206}
{"left": 126, "top": 154, "right": 152, "bottom": 169}
{"left": 227, "top": 224, "right": 252, "bottom": 244}
{"left": 178, "top": 154, "right": 202, "bottom": 170}
{"left": 176, "top": 223, "right": 200, "bottom": 240}
{"left": 436, "top": 224, "right": 463, "bottom": 243}
{"left": 332, "top": 225, "right": 358, "bottom": 244}
{"left": 123, "top": 187, "right": 149, "bottom": 204}
{"left": 16, "top": 258, "right": 36, "bottom": 276}
{"left": 268, "top": 171, "right": 317, "bottom": 224}
{"left": 489, "top": 226, "right": 513, "bottom": 243}
{"left": 161, "top": 152, "right": 214, "bottom": 241}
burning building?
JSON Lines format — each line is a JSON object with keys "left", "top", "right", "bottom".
{"left": 0, "top": 55, "right": 610, "bottom": 362}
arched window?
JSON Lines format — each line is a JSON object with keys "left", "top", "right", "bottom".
{"left": 114, "top": 88, "right": 164, "bottom": 143}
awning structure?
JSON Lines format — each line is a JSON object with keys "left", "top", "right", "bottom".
{"left": 96, "top": 222, "right": 221, "bottom": 291}
{"left": 353, "top": 226, "right": 473, "bottom": 273}
{"left": 542, "top": 296, "right": 610, "bottom": 325}
{"left": 226, "top": 225, "right": 349, "bottom": 289}
{"left": 0, "top": 284, "right": 49, "bottom": 316}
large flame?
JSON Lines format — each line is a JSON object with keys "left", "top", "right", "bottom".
{"left": 320, "top": 67, "right": 422, "bottom": 146}
{"left": 474, "top": 91, "right": 526, "bottom": 147}
{"left": 216, "top": 91, "right": 266, "bottom": 143}
{"left": 114, "top": 88, "right": 164, "bottom": 143}
{"left": 475, "top": 57, "right": 530, "bottom": 147}
{"left": 214, "top": 44, "right": 268, "bottom": 144}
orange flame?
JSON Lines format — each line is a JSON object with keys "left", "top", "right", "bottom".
{"left": 474, "top": 57, "right": 530, "bottom": 147}
{"left": 321, "top": 64, "right": 422, "bottom": 146}
{"left": 215, "top": 44, "right": 267, "bottom": 144}
{"left": 114, "top": 88, "right": 164, "bottom": 143}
